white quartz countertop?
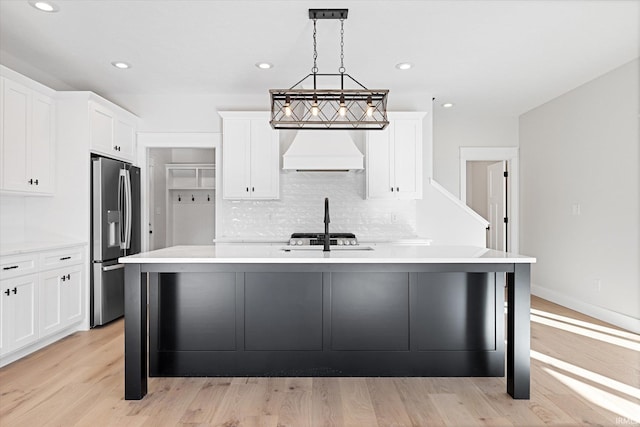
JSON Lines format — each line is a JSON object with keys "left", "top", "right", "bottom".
{"left": 1, "top": 238, "right": 88, "bottom": 257}
{"left": 119, "top": 244, "right": 536, "bottom": 264}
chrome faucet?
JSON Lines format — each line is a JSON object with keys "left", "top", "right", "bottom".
{"left": 323, "top": 197, "right": 330, "bottom": 252}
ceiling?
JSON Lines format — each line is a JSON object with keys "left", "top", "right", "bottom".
{"left": 0, "top": 0, "right": 638, "bottom": 116}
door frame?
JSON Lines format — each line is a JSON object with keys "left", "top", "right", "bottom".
{"left": 136, "top": 133, "right": 222, "bottom": 252}
{"left": 460, "top": 147, "right": 519, "bottom": 253}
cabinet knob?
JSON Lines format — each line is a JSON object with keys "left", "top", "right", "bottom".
{"left": 67, "top": 274, "right": 71, "bottom": 281}
{"left": 252, "top": 187, "right": 255, "bottom": 192}
{"left": 246, "top": 187, "right": 249, "bottom": 192}
{"left": 35, "top": 179, "right": 39, "bottom": 185}
{"left": 391, "top": 187, "right": 394, "bottom": 192}
{"left": 61, "top": 275, "right": 66, "bottom": 282}
{"left": 28, "top": 179, "right": 33, "bottom": 185}
{"left": 12, "top": 287, "right": 17, "bottom": 294}
{"left": 396, "top": 187, "right": 399, "bottom": 192}
{"left": 3, "top": 289, "right": 9, "bottom": 296}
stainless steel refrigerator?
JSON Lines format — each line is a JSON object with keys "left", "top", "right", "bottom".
{"left": 91, "top": 155, "right": 140, "bottom": 327}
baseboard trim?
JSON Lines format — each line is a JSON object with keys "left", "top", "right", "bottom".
{"left": 532, "top": 283, "right": 640, "bottom": 334}
{"left": 0, "top": 322, "right": 83, "bottom": 368}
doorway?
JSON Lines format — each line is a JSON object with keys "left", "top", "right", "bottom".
{"left": 147, "top": 148, "right": 215, "bottom": 250}
{"left": 460, "top": 147, "right": 519, "bottom": 253}
{"left": 466, "top": 161, "right": 508, "bottom": 251}
{"left": 137, "top": 133, "right": 222, "bottom": 252}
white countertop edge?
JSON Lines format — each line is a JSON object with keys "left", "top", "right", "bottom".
{"left": 120, "top": 257, "right": 536, "bottom": 264}
{"left": 119, "top": 245, "right": 536, "bottom": 264}
{"left": 1, "top": 240, "right": 89, "bottom": 257}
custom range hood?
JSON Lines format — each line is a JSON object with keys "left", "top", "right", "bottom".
{"left": 282, "top": 131, "right": 363, "bottom": 171}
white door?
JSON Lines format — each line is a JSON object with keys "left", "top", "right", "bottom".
{"left": 393, "top": 120, "right": 419, "bottom": 197}
{"left": 61, "top": 267, "right": 83, "bottom": 326}
{"left": 366, "top": 126, "right": 394, "bottom": 198}
{"left": 222, "top": 119, "right": 250, "bottom": 199}
{"left": 2, "top": 79, "right": 30, "bottom": 192}
{"left": 148, "top": 161, "right": 156, "bottom": 250}
{"left": 487, "top": 161, "right": 507, "bottom": 251}
{"left": 30, "top": 93, "right": 54, "bottom": 193}
{"left": 249, "top": 119, "right": 278, "bottom": 199}
{"left": 8, "top": 275, "right": 38, "bottom": 352}
{"left": 39, "top": 270, "right": 63, "bottom": 337}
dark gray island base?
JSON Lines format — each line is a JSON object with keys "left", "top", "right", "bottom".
{"left": 124, "top": 259, "right": 531, "bottom": 400}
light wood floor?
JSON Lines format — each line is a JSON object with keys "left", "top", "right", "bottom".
{"left": 1, "top": 296, "right": 638, "bottom": 426}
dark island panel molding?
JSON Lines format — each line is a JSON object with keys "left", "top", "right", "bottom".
{"left": 122, "top": 244, "right": 534, "bottom": 400}
{"left": 146, "top": 270, "right": 504, "bottom": 379}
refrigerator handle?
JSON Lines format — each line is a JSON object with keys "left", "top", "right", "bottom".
{"left": 118, "top": 169, "right": 125, "bottom": 249}
{"left": 124, "top": 169, "right": 133, "bottom": 250}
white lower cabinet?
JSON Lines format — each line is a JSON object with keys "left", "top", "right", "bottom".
{"left": 39, "top": 265, "right": 83, "bottom": 338}
{"left": 0, "top": 244, "right": 85, "bottom": 363}
{"left": 0, "top": 274, "right": 38, "bottom": 356}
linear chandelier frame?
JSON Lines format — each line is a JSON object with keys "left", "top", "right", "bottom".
{"left": 269, "top": 9, "right": 389, "bottom": 130}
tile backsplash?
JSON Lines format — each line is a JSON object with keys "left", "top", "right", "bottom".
{"left": 218, "top": 172, "right": 416, "bottom": 241}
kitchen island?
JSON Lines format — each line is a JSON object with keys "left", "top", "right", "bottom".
{"left": 120, "top": 244, "right": 535, "bottom": 400}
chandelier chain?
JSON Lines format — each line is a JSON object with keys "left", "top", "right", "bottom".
{"left": 312, "top": 18, "right": 318, "bottom": 74}
{"left": 339, "top": 18, "right": 345, "bottom": 74}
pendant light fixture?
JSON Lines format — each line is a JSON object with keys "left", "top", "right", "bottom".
{"left": 270, "top": 9, "right": 389, "bottom": 130}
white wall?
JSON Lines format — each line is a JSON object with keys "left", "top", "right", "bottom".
{"left": 0, "top": 196, "right": 26, "bottom": 243}
{"left": 520, "top": 59, "right": 640, "bottom": 330}
{"left": 433, "top": 110, "right": 519, "bottom": 197}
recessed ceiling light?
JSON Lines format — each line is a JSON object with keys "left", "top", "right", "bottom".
{"left": 441, "top": 102, "right": 455, "bottom": 108}
{"left": 111, "top": 61, "right": 131, "bottom": 70}
{"left": 29, "top": 1, "right": 59, "bottom": 12}
{"left": 256, "top": 62, "right": 273, "bottom": 70}
{"left": 395, "top": 62, "right": 413, "bottom": 70}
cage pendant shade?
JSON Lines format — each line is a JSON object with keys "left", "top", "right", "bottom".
{"left": 269, "top": 9, "right": 389, "bottom": 130}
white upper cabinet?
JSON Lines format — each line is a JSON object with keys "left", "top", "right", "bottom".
{"left": 1, "top": 76, "right": 55, "bottom": 195}
{"left": 366, "top": 112, "right": 425, "bottom": 199}
{"left": 221, "top": 112, "right": 279, "bottom": 200}
{"left": 89, "top": 101, "right": 136, "bottom": 163}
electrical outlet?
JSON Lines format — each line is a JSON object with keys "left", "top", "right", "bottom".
{"left": 572, "top": 203, "right": 581, "bottom": 216}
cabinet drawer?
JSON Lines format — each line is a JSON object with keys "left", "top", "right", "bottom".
{"left": 0, "top": 254, "right": 38, "bottom": 280}
{"left": 39, "top": 247, "right": 84, "bottom": 271}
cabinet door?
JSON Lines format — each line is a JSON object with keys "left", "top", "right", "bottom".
{"left": 89, "top": 103, "right": 115, "bottom": 155}
{"left": 3, "top": 275, "right": 38, "bottom": 353}
{"left": 249, "top": 119, "right": 279, "bottom": 199}
{"left": 114, "top": 117, "right": 136, "bottom": 162}
{"left": 61, "top": 266, "right": 83, "bottom": 326}
{"left": 1, "top": 78, "right": 30, "bottom": 192}
{"left": 0, "top": 284, "right": 7, "bottom": 355}
{"left": 30, "top": 93, "right": 55, "bottom": 194}
{"left": 222, "top": 119, "right": 250, "bottom": 199}
{"left": 366, "top": 126, "right": 394, "bottom": 199}
{"left": 39, "top": 269, "right": 63, "bottom": 337}
{"left": 393, "top": 120, "right": 420, "bottom": 198}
